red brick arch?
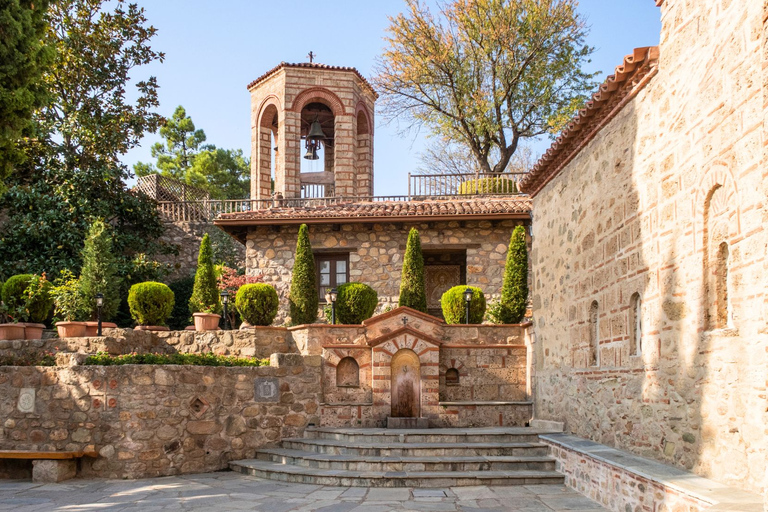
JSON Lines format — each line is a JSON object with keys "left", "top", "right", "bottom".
{"left": 256, "top": 95, "right": 282, "bottom": 129}
{"left": 693, "top": 164, "right": 741, "bottom": 251}
{"left": 355, "top": 102, "right": 372, "bottom": 135}
{"left": 291, "top": 87, "right": 346, "bottom": 116}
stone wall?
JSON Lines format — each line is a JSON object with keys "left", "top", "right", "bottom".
{"left": 439, "top": 345, "right": 527, "bottom": 402}
{"left": 245, "top": 219, "right": 527, "bottom": 323}
{"left": 0, "top": 354, "right": 321, "bottom": 479}
{"left": 156, "top": 220, "right": 245, "bottom": 281}
{"left": 530, "top": 0, "right": 767, "bottom": 496}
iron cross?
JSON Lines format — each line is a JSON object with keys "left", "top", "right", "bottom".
{"left": 307, "top": 51, "right": 315, "bottom": 63}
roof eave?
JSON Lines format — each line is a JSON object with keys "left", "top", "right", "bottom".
{"left": 213, "top": 211, "right": 531, "bottom": 228}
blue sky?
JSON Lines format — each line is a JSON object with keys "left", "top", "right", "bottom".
{"left": 123, "top": 1, "right": 661, "bottom": 196}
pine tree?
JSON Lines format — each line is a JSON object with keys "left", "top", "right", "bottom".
{"left": 398, "top": 228, "right": 427, "bottom": 312}
{"left": 499, "top": 225, "right": 528, "bottom": 323}
{"left": 79, "top": 219, "right": 121, "bottom": 321}
{"left": 289, "top": 224, "right": 318, "bottom": 324}
{"left": 188, "top": 233, "right": 220, "bottom": 315}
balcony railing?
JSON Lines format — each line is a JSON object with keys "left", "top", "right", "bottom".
{"left": 408, "top": 172, "right": 525, "bottom": 197}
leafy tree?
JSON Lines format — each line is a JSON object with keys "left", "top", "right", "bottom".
{"left": 289, "top": 224, "right": 318, "bottom": 325}
{"left": 0, "top": 0, "right": 51, "bottom": 189}
{"left": 398, "top": 228, "right": 427, "bottom": 312}
{"left": 79, "top": 219, "right": 121, "bottom": 321}
{"left": 498, "top": 225, "right": 528, "bottom": 323}
{"left": 374, "top": 0, "right": 597, "bottom": 174}
{"left": 135, "top": 105, "right": 205, "bottom": 179}
{"left": 186, "top": 147, "right": 250, "bottom": 199}
{"left": 188, "top": 234, "right": 220, "bottom": 315}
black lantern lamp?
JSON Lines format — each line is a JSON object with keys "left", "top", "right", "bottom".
{"left": 220, "top": 290, "right": 229, "bottom": 330}
{"left": 329, "top": 288, "right": 338, "bottom": 325}
{"left": 463, "top": 287, "right": 473, "bottom": 325}
{"left": 95, "top": 293, "right": 104, "bottom": 336}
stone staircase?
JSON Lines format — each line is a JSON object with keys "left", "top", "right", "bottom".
{"left": 229, "top": 426, "right": 564, "bottom": 487}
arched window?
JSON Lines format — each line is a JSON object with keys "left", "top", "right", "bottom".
{"left": 445, "top": 368, "right": 460, "bottom": 386}
{"left": 716, "top": 242, "right": 730, "bottom": 328}
{"left": 630, "top": 293, "right": 642, "bottom": 356}
{"left": 589, "top": 301, "right": 599, "bottom": 367}
{"left": 336, "top": 357, "right": 359, "bottom": 387}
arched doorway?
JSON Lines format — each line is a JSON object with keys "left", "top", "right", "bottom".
{"left": 391, "top": 349, "right": 420, "bottom": 418}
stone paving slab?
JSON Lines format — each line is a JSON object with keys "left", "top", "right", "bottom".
{"left": 0, "top": 472, "right": 609, "bottom": 511}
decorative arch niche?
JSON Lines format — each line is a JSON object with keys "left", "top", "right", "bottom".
{"left": 336, "top": 356, "right": 360, "bottom": 387}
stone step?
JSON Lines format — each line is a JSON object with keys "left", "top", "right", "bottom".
{"left": 255, "top": 447, "right": 557, "bottom": 472}
{"left": 229, "top": 458, "right": 564, "bottom": 488}
{"left": 281, "top": 437, "right": 551, "bottom": 457}
{"left": 303, "top": 426, "right": 555, "bottom": 444}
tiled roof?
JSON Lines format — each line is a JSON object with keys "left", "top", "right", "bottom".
{"left": 247, "top": 62, "right": 377, "bottom": 97}
{"left": 214, "top": 197, "right": 531, "bottom": 226}
{"left": 519, "top": 47, "right": 660, "bottom": 198}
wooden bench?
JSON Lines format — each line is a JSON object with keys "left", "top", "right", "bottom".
{"left": 0, "top": 450, "right": 98, "bottom": 482}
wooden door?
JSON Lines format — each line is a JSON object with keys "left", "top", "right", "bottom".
{"left": 391, "top": 349, "right": 420, "bottom": 418}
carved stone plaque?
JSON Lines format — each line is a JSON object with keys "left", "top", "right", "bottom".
{"left": 425, "top": 265, "right": 461, "bottom": 309}
{"left": 18, "top": 388, "right": 35, "bottom": 413}
{"left": 253, "top": 378, "right": 279, "bottom": 402}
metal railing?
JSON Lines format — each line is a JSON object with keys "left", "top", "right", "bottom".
{"left": 408, "top": 172, "right": 526, "bottom": 197}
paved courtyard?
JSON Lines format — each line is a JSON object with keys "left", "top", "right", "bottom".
{"left": 0, "top": 471, "right": 608, "bottom": 511}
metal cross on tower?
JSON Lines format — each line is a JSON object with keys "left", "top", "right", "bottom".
{"left": 307, "top": 51, "right": 315, "bottom": 63}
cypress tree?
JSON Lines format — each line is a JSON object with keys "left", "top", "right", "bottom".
{"left": 289, "top": 224, "right": 318, "bottom": 324}
{"left": 80, "top": 219, "right": 121, "bottom": 321}
{"left": 499, "top": 225, "right": 528, "bottom": 323}
{"left": 398, "top": 228, "right": 427, "bottom": 312}
{"left": 189, "top": 233, "right": 220, "bottom": 315}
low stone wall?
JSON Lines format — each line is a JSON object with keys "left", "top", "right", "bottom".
{"left": 436, "top": 402, "right": 532, "bottom": 428}
{"left": 439, "top": 345, "right": 527, "bottom": 401}
{"left": 0, "top": 354, "right": 321, "bottom": 479}
{"left": 153, "top": 327, "right": 295, "bottom": 358}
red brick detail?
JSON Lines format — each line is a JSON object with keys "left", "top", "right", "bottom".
{"left": 291, "top": 87, "right": 346, "bottom": 116}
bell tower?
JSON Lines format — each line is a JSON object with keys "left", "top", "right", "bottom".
{"left": 247, "top": 61, "right": 377, "bottom": 200}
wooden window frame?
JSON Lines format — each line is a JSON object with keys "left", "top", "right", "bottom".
{"left": 315, "top": 252, "right": 350, "bottom": 303}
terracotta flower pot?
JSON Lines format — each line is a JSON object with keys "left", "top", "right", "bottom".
{"left": 134, "top": 325, "right": 170, "bottom": 331}
{"left": 193, "top": 313, "right": 221, "bottom": 331}
{"left": 55, "top": 321, "right": 87, "bottom": 338}
{"left": 84, "top": 322, "right": 118, "bottom": 336}
{"left": 22, "top": 323, "right": 46, "bottom": 340}
{"left": 0, "top": 323, "right": 26, "bottom": 340}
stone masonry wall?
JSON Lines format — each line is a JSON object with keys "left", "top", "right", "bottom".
{"left": 530, "top": 0, "right": 767, "bottom": 496}
{"left": 155, "top": 221, "right": 245, "bottom": 281}
{"left": 0, "top": 354, "right": 321, "bottom": 479}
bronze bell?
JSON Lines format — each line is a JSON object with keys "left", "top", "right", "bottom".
{"left": 303, "top": 145, "right": 319, "bottom": 160}
{"left": 306, "top": 119, "right": 327, "bottom": 141}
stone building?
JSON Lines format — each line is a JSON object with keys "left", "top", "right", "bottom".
{"left": 519, "top": 0, "right": 767, "bottom": 497}
{"left": 216, "top": 62, "right": 530, "bottom": 320}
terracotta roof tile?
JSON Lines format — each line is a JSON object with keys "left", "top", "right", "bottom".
{"left": 214, "top": 197, "right": 531, "bottom": 226}
{"left": 519, "top": 46, "right": 660, "bottom": 198}
{"left": 247, "top": 62, "right": 377, "bottom": 97}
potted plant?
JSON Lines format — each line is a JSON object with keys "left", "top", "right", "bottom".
{"left": 189, "top": 234, "right": 221, "bottom": 331}
{"left": 21, "top": 273, "right": 54, "bottom": 339}
{"left": 128, "top": 282, "right": 174, "bottom": 331}
{"left": 0, "top": 274, "right": 43, "bottom": 340}
{"left": 50, "top": 270, "right": 88, "bottom": 338}
{"left": 79, "top": 220, "right": 121, "bottom": 335}
{"left": 0, "top": 303, "right": 26, "bottom": 340}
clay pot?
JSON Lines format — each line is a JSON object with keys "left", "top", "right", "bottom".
{"left": 134, "top": 325, "right": 170, "bottom": 331}
{"left": 55, "top": 321, "right": 87, "bottom": 338}
{"left": 22, "top": 323, "right": 46, "bottom": 340}
{"left": 84, "top": 322, "right": 118, "bottom": 336}
{"left": 193, "top": 313, "right": 221, "bottom": 331}
{"left": 184, "top": 325, "right": 196, "bottom": 331}
{"left": 0, "top": 323, "right": 26, "bottom": 340}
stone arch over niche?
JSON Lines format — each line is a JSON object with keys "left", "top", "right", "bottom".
{"left": 391, "top": 348, "right": 420, "bottom": 418}
{"left": 355, "top": 103, "right": 373, "bottom": 196}
{"left": 254, "top": 97, "right": 281, "bottom": 200}
{"left": 290, "top": 87, "right": 346, "bottom": 116}
{"left": 693, "top": 165, "right": 740, "bottom": 252}
{"left": 336, "top": 356, "right": 360, "bottom": 387}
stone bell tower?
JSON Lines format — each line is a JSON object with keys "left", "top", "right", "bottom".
{"left": 247, "top": 61, "right": 377, "bottom": 200}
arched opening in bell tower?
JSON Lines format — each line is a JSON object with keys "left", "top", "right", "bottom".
{"left": 300, "top": 102, "right": 335, "bottom": 198}
{"left": 255, "top": 103, "right": 279, "bottom": 200}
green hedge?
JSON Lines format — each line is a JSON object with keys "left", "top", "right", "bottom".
{"left": 83, "top": 352, "right": 269, "bottom": 367}
{"left": 235, "top": 283, "right": 279, "bottom": 326}
{"left": 2, "top": 274, "right": 53, "bottom": 322}
{"left": 458, "top": 176, "right": 518, "bottom": 194}
{"left": 128, "top": 282, "right": 175, "bottom": 326}
{"left": 289, "top": 224, "right": 318, "bottom": 325}
{"left": 441, "top": 285, "right": 486, "bottom": 324}
{"left": 497, "top": 225, "right": 528, "bottom": 323}
{"left": 398, "top": 228, "right": 427, "bottom": 312}
{"left": 335, "top": 282, "right": 378, "bottom": 324}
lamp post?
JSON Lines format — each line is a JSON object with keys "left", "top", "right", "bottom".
{"left": 329, "top": 288, "right": 338, "bottom": 325}
{"left": 220, "top": 290, "right": 229, "bottom": 330}
{"left": 95, "top": 293, "right": 103, "bottom": 336}
{"left": 463, "top": 287, "right": 472, "bottom": 325}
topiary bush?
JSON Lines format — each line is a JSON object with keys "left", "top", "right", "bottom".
{"left": 189, "top": 233, "right": 220, "bottom": 315}
{"left": 3, "top": 274, "right": 34, "bottom": 312}
{"left": 398, "top": 228, "right": 427, "bottom": 312}
{"left": 235, "top": 283, "right": 279, "bottom": 326}
{"left": 289, "top": 224, "right": 318, "bottom": 325}
{"left": 441, "top": 285, "right": 486, "bottom": 324}
{"left": 335, "top": 282, "right": 378, "bottom": 324}
{"left": 2, "top": 274, "right": 53, "bottom": 322}
{"left": 458, "top": 176, "right": 518, "bottom": 194}
{"left": 497, "top": 225, "right": 528, "bottom": 323}
{"left": 128, "top": 282, "right": 175, "bottom": 326}
{"left": 80, "top": 219, "right": 121, "bottom": 321}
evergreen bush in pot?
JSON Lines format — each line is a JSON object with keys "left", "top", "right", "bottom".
{"left": 289, "top": 224, "right": 318, "bottom": 325}
{"left": 496, "top": 225, "right": 528, "bottom": 324}
{"left": 441, "top": 285, "right": 486, "bottom": 324}
{"left": 128, "top": 282, "right": 174, "bottom": 330}
{"left": 189, "top": 233, "right": 221, "bottom": 330}
{"left": 335, "top": 282, "right": 378, "bottom": 324}
{"left": 398, "top": 228, "right": 427, "bottom": 312}
{"left": 235, "top": 283, "right": 279, "bottom": 326}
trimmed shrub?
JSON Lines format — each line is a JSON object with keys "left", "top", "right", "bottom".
{"left": 80, "top": 219, "right": 121, "bottom": 321}
{"left": 128, "top": 282, "right": 175, "bottom": 326}
{"left": 3, "top": 274, "right": 33, "bottom": 311}
{"left": 398, "top": 228, "right": 427, "bottom": 312}
{"left": 3, "top": 274, "right": 53, "bottom": 322}
{"left": 336, "top": 282, "right": 378, "bottom": 324}
{"left": 84, "top": 352, "right": 269, "bottom": 367}
{"left": 189, "top": 233, "right": 221, "bottom": 315}
{"left": 458, "top": 176, "right": 518, "bottom": 194}
{"left": 497, "top": 225, "right": 528, "bottom": 323}
{"left": 289, "top": 224, "right": 318, "bottom": 325}
{"left": 235, "top": 283, "right": 279, "bottom": 326}
{"left": 441, "top": 285, "right": 486, "bottom": 324}
{"left": 167, "top": 275, "right": 195, "bottom": 330}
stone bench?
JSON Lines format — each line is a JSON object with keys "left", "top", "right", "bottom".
{"left": 0, "top": 450, "right": 98, "bottom": 483}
